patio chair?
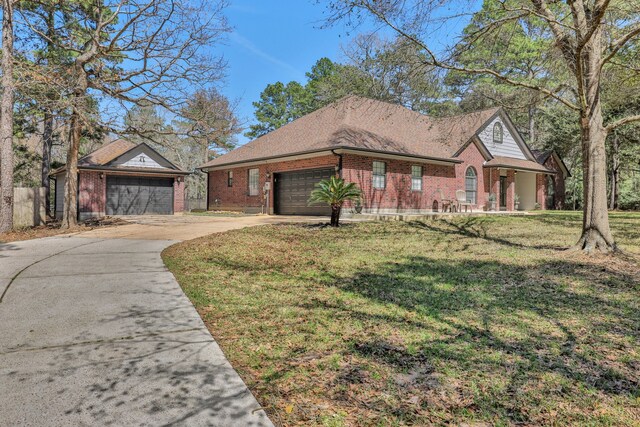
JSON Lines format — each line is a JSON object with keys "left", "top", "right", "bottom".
{"left": 436, "top": 189, "right": 453, "bottom": 212}
{"left": 456, "top": 190, "right": 473, "bottom": 213}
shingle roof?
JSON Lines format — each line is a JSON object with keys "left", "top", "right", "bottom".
{"left": 484, "top": 156, "right": 554, "bottom": 173}
{"left": 51, "top": 139, "right": 189, "bottom": 175}
{"left": 201, "top": 96, "right": 501, "bottom": 169}
{"left": 531, "top": 149, "right": 552, "bottom": 164}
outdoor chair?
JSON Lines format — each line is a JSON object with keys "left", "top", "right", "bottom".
{"left": 456, "top": 190, "right": 473, "bottom": 213}
{"left": 436, "top": 189, "right": 453, "bottom": 212}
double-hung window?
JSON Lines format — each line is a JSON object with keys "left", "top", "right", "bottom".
{"left": 248, "top": 168, "right": 259, "bottom": 196}
{"left": 411, "top": 165, "right": 422, "bottom": 191}
{"left": 372, "top": 161, "right": 386, "bottom": 189}
{"left": 227, "top": 171, "right": 233, "bottom": 187}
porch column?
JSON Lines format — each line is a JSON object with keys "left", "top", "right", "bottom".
{"left": 490, "top": 168, "right": 500, "bottom": 210}
{"left": 536, "top": 174, "right": 547, "bottom": 210}
{"left": 506, "top": 170, "right": 515, "bottom": 211}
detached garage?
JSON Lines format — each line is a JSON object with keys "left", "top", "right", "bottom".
{"left": 51, "top": 140, "right": 190, "bottom": 220}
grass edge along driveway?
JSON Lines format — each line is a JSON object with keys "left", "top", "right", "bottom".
{"left": 163, "top": 212, "right": 640, "bottom": 427}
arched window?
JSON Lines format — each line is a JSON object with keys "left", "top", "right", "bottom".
{"left": 465, "top": 167, "right": 477, "bottom": 204}
{"left": 493, "top": 122, "right": 503, "bottom": 144}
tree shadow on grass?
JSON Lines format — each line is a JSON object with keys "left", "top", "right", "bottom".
{"left": 300, "top": 255, "right": 639, "bottom": 423}
{"left": 408, "top": 218, "right": 569, "bottom": 251}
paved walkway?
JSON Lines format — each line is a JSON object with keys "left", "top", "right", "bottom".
{"left": 0, "top": 215, "right": 306, "bottom": 426}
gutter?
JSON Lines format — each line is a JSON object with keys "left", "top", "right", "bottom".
{"left": 200, "top": 146, "right": 461, "bottom": 172}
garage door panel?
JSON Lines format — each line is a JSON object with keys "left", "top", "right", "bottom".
{"left": 106, "top": 176, "right": 174, "bottom": 215}
{"left": 274, "top": 168, "right": 333, "bottom": 216}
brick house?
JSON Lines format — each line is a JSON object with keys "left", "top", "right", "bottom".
{"left": 51, "top": 140, "right": 190, "bottom": 220}
{"left": 200, "top": 96, "right": 569, "bottom": 215}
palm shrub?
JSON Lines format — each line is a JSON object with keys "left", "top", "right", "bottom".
{"left": 308, "top": 176, "right": 362, "bottom": 227}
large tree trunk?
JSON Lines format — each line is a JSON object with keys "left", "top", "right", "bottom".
{"left": 576, "top": 113, "right": 615, "bottom": 252}
{"left": 42, "top": 6, "right": 55, "bottom": 218}
{"left": 608, "top": 134, "right": 619, "bottom": 211}
{"left": 42, "top": 112, "right": 53, "bottom": 217}
{"left": 570, "top": 25, "right": 616, "bottom": 253}
{"left": 62, "top": 109, "right": 81, "bottom": 228}
{"left": 0, "top": 0, "right": 15, "bottom": 232}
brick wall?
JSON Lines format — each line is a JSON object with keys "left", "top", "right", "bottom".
{"left": 536, "top": 173, "right": 547, "bottom": 210}
{"left": 173, "top": 178, "right": 185, "bottom": 213}
{"left": 208, "top": 155, "right": 339, "bottom": 212}
{"left": 207, "top": 142, "right": 493, "bottom": 214}
{"left": 544, "top": 155, "right": 566, "bottom": 209}
{"left": 78, "top": 170, "right": 106, "bottom": 219}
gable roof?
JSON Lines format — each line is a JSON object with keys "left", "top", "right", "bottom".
{"left": 79, "top": 139, "right": 136, "bottom": 167}
{"left": 51, "top": 139, "right": 189, "bottom": 176}
{"left": 200, "top": 96, "right": 501, "bottom": 169}
{"left": 531, "top": 149, "right": 571, "bottom": 177}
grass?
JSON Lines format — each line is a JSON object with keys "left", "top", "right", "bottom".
{"left": 163, "top": 212, "right": 640, "bottom": 426}
{"left": 0, "top": 216, "right": 127, "bottom": 243}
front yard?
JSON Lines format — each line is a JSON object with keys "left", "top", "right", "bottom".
{"left": 163, "top": 212, "right": 640, "bottom": 426}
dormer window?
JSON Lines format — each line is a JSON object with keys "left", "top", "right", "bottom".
{"left": 493, "top": 122, "right": 503, "bottom": 144}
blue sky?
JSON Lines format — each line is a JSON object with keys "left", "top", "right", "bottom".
{"left": 218, "top": 0, "right": 374, "bottom": 145}
{"left": 219, "top": 0, "right": 477, "bottom": 146}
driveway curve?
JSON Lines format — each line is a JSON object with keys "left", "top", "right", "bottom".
{"left": 0, "top": 215, "right": 321, "bottom": 426}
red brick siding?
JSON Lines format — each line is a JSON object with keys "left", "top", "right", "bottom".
{"left": 173, "top": 178, "right": 185, "bottom": 213}
{"left": 79, "top": 171, "right": 106, "bottom": 215}
{"left": 543, "top": 155, "right": 566, "bottom": 209}
{"left": 536, "top": 173, "right": 547, "bottom": 210}
{"left": 208, "top": 142, "right": 494, "bottom": 213}
{"left": 208, "top": 155, "right": 339, "bottom": 212}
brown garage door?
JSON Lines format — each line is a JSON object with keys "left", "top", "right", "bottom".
{"left": 274, "top": 168, "right": 334, "bottom": 215}
{"left": 106, "top": 176, "right": 174, "bottom": 215}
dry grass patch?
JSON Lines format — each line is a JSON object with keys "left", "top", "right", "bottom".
{"left": 0, "top": 216, "right": 128, "bottom": 243}
{"left": 163, "top": 212, "right": 640, "bottom": 426}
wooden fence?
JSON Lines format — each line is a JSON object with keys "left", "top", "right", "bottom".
{"left": 13, "top": 187, "right": 47, "bottom": 228}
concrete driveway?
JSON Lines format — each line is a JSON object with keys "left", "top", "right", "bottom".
{"left": 0, "top": 214, "right": 322, "bottom": 426}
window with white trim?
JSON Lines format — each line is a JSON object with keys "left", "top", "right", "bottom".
{"left": 248, "top": 168, "right": 259, "bottom": 196}
{"left": 227, "top": 171, "right": 233, "bottom": 187}
{"left": 493, "top": 122, "right": 503, "bottom": 144}
{"left": 465, "top": 167, "right": 477, "bottom": 204}
{"left": 411, "top": 165, "right": 422, "bottom": 191}
{"left": 372, "top": 161, "right": 386, "bottom": 189}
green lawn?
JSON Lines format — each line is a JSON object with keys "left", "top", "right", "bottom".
{"left": 163, "top": 212, "right": 640, "bottom": 426}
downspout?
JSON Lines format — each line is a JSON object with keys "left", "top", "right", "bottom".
{"left": 204, "top": 168, "right": 209, "bottom": 211}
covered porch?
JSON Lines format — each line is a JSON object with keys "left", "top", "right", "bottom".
{"left": 484, "top": 165, "right": 553, "bottom": 211}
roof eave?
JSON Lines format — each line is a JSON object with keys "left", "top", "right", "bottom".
{"left": 482, "top": 163, "right": 555, "bottom": 174}
{"left": 199, "top": 146, "right": 461, "bottom": 171}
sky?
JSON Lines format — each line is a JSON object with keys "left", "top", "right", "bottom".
{"left": 218, "top": 0, "right": 477, "bottom": 146}
{"left": 217, "top": 0, "right": 374, "bottom": 145}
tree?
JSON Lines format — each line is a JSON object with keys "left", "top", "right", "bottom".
{"left": 309, "top": 176, "right": 361, "bottom": 227}
{"left": 1, "top": 0, "right": 16, "bottom": 232}
{"left": 245, "top": 81, "right": 312, "bottom": 139}
{"left": 325, "top": 0, "right": 640, "bottom": 253}
{"left": 21, "top": 0, "right": 230, "bottom": 228}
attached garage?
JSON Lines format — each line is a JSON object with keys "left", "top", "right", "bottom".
{"left": 274, "top": 168, "right": 333, "bottom": 215}
{"left": 106, "top": 176, "right": 174, "bottom": 215}
{"left": 51, "top": 140, "right": 189, "bottom": 220}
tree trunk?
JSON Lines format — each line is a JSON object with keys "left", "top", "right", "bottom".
{"left": 42, "top": 112, "right": 53, "bottom": 217}
{"left": 575, "top": 114, "right": 615, "bottom": 252}
{"left": 62, "top": 109, "right": 80, "bottom": 228}
{"left": 41, "top": 5, "right": 55, "bottom": 218}
{"left": 608, "top": 134, "right": 619, "bottom": 211}
{"left": 572, "top": 26, "right": 616, "bottom": 253}
{"left": 330, "top": 205, "right": 341, "bottom": 227}
{"left": 528, "top": 105, "right": 536, "bottom": 145}
{"left": 0, "top": 0, "right": 15, "bottom": 232}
